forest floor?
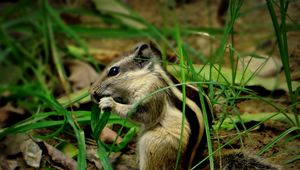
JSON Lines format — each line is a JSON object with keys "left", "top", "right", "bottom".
{"left": 0, "top": 0, "right": 300, "bottom": 169}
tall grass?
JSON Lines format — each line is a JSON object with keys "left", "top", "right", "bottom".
{"left": 266, "top": 0, "right": 299, "bottom": 126}
{"left": 0, "top": 0, "right": 299, "bottom": 169}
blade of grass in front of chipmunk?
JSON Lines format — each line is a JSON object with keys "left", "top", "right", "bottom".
{"left": 93, "top": 110, "right": 111, "bottom": 139}
{"left": 97, "top": 140, "right": 113, "bottom": 170}
{"left": 91, "top": 105, "right": 113, "bottom": 170}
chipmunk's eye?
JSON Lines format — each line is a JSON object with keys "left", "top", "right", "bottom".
{"left": 108, "top": 66, "right": 119, "bottom": 77}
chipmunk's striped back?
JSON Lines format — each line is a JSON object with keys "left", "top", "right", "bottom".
{"left": 90, "top": 43, "right": 211, "bottom": 170}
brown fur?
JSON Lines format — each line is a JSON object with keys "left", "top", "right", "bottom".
{"left": 89, "top": 43, "right": 282, "bottom": 170}
{"left": 89, "top": 43, "right": 205, "bottom": 170}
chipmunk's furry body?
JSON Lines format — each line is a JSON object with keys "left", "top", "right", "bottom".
{"left": 89, "top": 43, "right": 279, "bottom": 170}
{"left": 90, "top": 43, "right": 209, "bottom": 170}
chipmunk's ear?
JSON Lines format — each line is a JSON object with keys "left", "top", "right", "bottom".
{"left": 133, "top": 42, "right": 162, "bottom": 67}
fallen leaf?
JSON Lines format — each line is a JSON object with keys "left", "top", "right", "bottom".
{"left": 0, "top": 133, "right": 28, "bottom": 156}
{"left": 20, "top": 137, "right": 42, "bottom": 168}
{"left": 0, "top": 134, "right": 39, "bottom": 169}
{"left": 65, "top": 59, "right": 99, "bottom": 91}
{"left": 38, "top": 141, "right": 77, "bottom": 170}
{"left": 0, "top": 157, "right": 28, "bottom": 170}
{"left": 101, "top": 127, "right": 123, "bottom": 144}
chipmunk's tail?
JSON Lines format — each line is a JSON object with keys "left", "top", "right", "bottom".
{"left": 217, "top": 152, "right": 281, "bottom": 170}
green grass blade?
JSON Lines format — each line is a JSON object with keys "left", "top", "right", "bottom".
{"left": 174, "top": 23, "right": 187, "bottom": 170}
{"left": 266, "top": 0, "right": 298, "bottom": 126}
{"left": 97, "top": 141, "right": 113, "bottom": 170}
{"left": 257, "top": 126, "right": 300, "bottom": 155}
{"left": 0, "top": 84, "right": 87, "bottom": 168}
{"left": 91, "top": 104, "right": 113, "bottom": 170}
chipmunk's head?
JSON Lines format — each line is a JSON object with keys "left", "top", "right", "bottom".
{"left": 89, "top": 43, "right": 162, "bottom": 104}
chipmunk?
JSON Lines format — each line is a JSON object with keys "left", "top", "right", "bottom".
{"left": 89, "top": 43, "right": 280, "bottom": 170}
{"left": 89, "top": 43, "right": 211, "bottom": 170}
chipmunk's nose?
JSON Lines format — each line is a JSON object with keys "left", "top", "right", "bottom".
{"left": 89, "top": 86, "right": 101, "bottom": 103}
{"left": 91, "top": 91, "right": 101, "bottom": 103}
{"left": 91, "top": 90, "right": 111, "bottom": 103}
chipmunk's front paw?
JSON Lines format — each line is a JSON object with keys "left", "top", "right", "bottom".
{"left": 99, "top": 97, "right": 116, "bottom": 112}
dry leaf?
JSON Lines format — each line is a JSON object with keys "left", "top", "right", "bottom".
{"left": 101, "top": 127, "right": 123, "bottom": 144}
{"left": 20, "top": 138, "right": 42, "bottom": 168}
{"left": 65, "top": 59, "right": 99, "bottom": 91}
{"left": 39, "top": 141, "right": 77, "bottom": 170}
{"left": 0, "top": 157, "right": 28, "bottom": 170}
{"left": 0, "top": 134, "right": 29, "bottom": 156}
